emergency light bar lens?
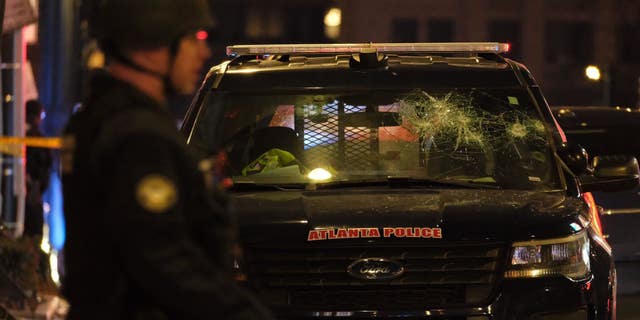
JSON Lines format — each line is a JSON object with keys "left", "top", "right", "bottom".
{"left": 227, "top": 42, "right": 510, "bottom": 56}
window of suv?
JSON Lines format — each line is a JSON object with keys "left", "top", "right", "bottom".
{"left": 191, "top": 86, "right": 561, "bottom": 191}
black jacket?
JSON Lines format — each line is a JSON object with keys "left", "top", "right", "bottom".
{"left": 25, "top": 126, "right": 52, "bottom": 237}
{"left": 61, "top": 71, "right": 273, "bottom": 320}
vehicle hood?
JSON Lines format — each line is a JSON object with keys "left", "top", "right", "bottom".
{"left": 552, "top": 105, "right": 640, "bottom": 129}
{"left": 230, "top": 189, "right": 589, "bottom": 244}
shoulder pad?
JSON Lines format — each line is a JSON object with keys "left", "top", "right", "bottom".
{"left": 91, "top": 109, "right": 186, "bottom": 166}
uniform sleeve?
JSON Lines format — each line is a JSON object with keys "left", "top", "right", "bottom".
{"left": 102, "top": 134, "right": 274, "bottom": 320}
{"left": 26, "top": 146, "right": 53, "bottom": 192}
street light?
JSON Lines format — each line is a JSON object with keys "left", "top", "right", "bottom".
{"left": 585, "top": 65, "right": 611, "bottom": 106}
{"left": 324, "top": 8, "right": 341, "bottom": 40}
{"left": 585, "top": 65, "right": 601, "bottom": 81}
{"left": 324, "top": 8, "right": 341, "bottom": 27}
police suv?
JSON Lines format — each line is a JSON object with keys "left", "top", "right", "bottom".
{"left": 182, "top": 43, "right": 640, "bottom": 319}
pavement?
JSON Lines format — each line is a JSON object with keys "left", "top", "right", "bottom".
{"left": 2, "top": 261, "right": 639, "bottom": 319}
{"left": 6, "top": 294, "right": 640, "bottom": 320}
{"left": 617, "top": 260, "right": 640, "bottom": 320}
{"left": 619, "top": 294, "right": 640, "bottom": 320}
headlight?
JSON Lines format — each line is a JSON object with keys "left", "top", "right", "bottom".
{"left": 505, "top": 231, "right": 590, "bottom": 281}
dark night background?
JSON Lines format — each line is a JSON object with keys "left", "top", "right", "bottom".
{"left": 7, "top": 0, "right": 637, "bottom": 136}
{"left": 1, "top": 1, "right": 640, "bottom": 318}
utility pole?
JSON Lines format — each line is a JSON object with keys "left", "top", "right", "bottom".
{"left": 603, "top": 64, "right": 611, "bottom": 107}
{"left": 585, "top": 64, "right": 611, "bottom": 107}
{"left": 0, "top": 0, "right": 5, "bottom": 227}
{"left": 38, "top": 0, "right": 82, "bottom": 251}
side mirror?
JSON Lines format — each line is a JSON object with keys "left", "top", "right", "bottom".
{"left": 580, "top": 155, "right": 640, "bottom": 192}
{"left": 559, "top": 143, "right": 590, "bottom": 175}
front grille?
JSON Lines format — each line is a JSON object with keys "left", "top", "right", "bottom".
{"left": 291, "top": 286, "right": 465, "bottom": 309}
{"left": 243, "top": 243, "right": 506, "bottom": 310}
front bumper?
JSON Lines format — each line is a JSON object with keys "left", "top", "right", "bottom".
{"left": 276, "top": 277, "right": 595, "bottom": 320}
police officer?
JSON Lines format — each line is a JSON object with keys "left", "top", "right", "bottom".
{"left": 25, "top": 99, "right": 52, "bottom": 239}
{"left": 61, "top": 1, "right": 273, "bottom": 319}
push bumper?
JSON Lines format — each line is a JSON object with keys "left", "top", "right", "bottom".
{"left": 277, "top": 277, "right": 595, "bottom": 320}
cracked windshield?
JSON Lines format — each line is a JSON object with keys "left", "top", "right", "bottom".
{"left": 192, "top": 88, "right": 560, "bottom": 190}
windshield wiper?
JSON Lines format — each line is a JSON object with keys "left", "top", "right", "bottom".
{"left": 230, "top": 176, "right": 500, "bottom": 191}
{"left": 230, "top": 181, "right": 307, "bottom": 192}
{"left": 386, "top": 176, "right": 500, "bottom": 189}
{"left": 313, "top": 176, "right": 499, "bottom": 190}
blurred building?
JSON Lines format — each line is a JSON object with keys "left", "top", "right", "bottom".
{"left": 336, "top": 0, "right": 640, "bottom": 107}
{"left": 15, "top": 0, "right": 640, "bottom": 127}
{"left": 207, "top": 0, "right": 334, "bottom": 59}
{"left": 0, "top": 0, "right": 635, "bottom": 277}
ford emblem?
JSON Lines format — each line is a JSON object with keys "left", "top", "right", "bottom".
{"left": 347, "top": 258, "right": 405, "bottom": 280}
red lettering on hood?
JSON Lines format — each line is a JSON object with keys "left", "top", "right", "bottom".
{"left": 308, "top": 230, "right": 320, "bottom": 241}
{"left": 307, "top": 227, "right": 442, "bottom": 241}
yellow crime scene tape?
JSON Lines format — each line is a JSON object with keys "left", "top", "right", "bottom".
{"left": 0, "top": 136, "right": 62, "bottom": 156}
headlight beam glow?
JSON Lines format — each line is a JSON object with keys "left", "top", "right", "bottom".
{"left": 308, "top": 168, "right": 332, "bottom": 181}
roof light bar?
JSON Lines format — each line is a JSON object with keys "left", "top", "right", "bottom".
{"left": 227, "top": 42, "right": 510, "bottom": 56}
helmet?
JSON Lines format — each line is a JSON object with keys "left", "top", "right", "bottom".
{"left": 89, "top": 0, "right": 214, "bottom": 50}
